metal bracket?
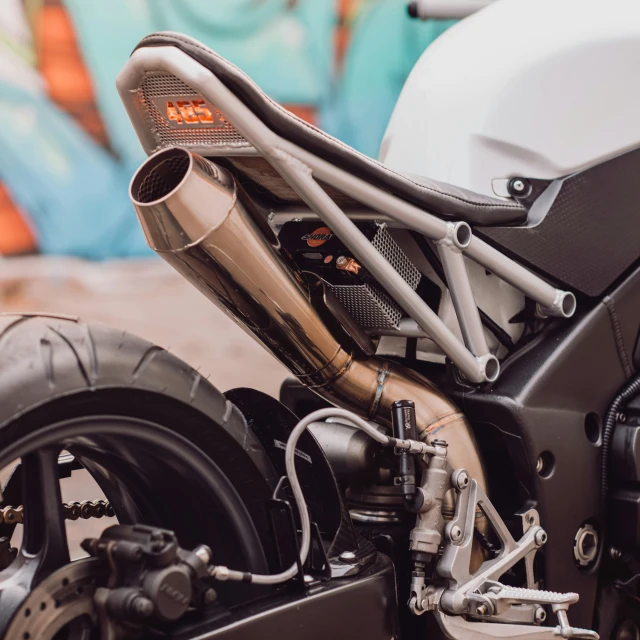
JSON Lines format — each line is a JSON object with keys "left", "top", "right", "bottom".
{"left": 431, "top": 470, "right": 599, "bottom": 640}
{"left": 267, "top": 476, "right": 332, "bottom": 584}
{"left": 438, "top": 475, "right": 547, "bottom": 613}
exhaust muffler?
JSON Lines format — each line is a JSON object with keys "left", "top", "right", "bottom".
{"left": 129, "top": 147, "right": 486, "bottom": 492}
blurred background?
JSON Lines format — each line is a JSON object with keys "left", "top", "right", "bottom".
{"left": 0, "top": 0, "right": 454, "bottom": 395}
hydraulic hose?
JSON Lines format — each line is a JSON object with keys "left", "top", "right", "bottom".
{"left": 209, "top": 408, "right": 436, "bottom": 585}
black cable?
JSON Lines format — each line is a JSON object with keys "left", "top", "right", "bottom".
{"left": 603, "top": 296, "right": 633, "bottom": 378}
{"left": 410, "top": 232, "right": 516, "bottom": 352}
{"left": 601, "top": 374, "right": 640, "bottom": 503}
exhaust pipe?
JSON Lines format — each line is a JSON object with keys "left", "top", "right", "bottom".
{"left": 130, "top": 147, "right": 486, "bottom": 491}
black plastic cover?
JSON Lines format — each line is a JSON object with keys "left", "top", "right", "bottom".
{"left": 479, "top": 146, "right": 640, "bottom": 297}
{"left": 176, "top": 553, "right": 398, "bottom": 640}
{"left": 610, "top": 489, "right": 640, "bottom": 549}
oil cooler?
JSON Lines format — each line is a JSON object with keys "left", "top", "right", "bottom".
{"left": 278, "top": 221, "right": 422, "bottom": 330}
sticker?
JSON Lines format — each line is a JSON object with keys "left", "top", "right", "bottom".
{"left": 274, "top": 439, "right": 312, "bottom": 464}
{"left": 302, "top": 227, "right": 333, "bottom": 248}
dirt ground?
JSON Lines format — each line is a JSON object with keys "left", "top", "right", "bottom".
{"left": 0, "top": 255, "right": 291, "bottom": 555}
{"left": 0, "top": 255, "right": 290, "bottom": 396}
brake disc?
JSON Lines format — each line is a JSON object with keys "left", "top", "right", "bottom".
{"left": 4, "top": 558, "right": 107, "bottom": 640}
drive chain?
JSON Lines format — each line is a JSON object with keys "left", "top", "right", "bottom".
{"left": 0, "top": 500, "right": 115, "bottom": 525}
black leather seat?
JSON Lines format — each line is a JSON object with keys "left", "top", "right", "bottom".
{"left": 135, "top": 32, "right": 527, "bottom": 227}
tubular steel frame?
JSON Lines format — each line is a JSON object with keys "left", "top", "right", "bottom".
{"left": 117, "top": 45, "right": 576, "bottom": 384}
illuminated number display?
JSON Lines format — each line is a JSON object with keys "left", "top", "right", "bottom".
{"left": 152, "top": 96, "right": 225, "bottom": 129}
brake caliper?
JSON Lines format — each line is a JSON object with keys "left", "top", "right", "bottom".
{"left": 83, "top": 524, "right": 216, "bottom": 631}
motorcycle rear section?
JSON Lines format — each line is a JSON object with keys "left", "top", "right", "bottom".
{"left": 101, "top": 19, "right": 622, "bottom": 640}
{"left": 1, "top": 0, "right": 640, "bottom": 637}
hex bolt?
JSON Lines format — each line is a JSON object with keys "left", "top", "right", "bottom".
{"left": 535, "top": 607, "right": 547, "bottom": 623}
{"left": 336, "top": 256, "right": 348, "bottom": 267}
{"left": 339, "top": 550, "right": 357, "bottom": 563}
{"left": 450, "top": 526, "right": 463, "bottom": 542}
{"left": 535, "top": 529, "right": 548, "bottom": 546}
{"left": 574, "top": 525, "right": 599, "bottom": 567}
{"left": 610, "top": 547, "right": 622, "bottom": 560}
{"left": 455, "top": 471, "right": 470, "bottom": 491}
{"left": 476, "top": 604, "right": 489, "bottom": 616}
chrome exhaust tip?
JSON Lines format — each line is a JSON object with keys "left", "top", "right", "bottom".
{"left": 130, "top": 147, "right": 237, "bottom": 254}
{"left": 130, "top": 147, "right": 192, "bottom": 206}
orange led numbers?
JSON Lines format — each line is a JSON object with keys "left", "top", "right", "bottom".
{"left": 166, "top": 101, "right": 183, "bottom": 124}
{"left": 166, "top": 100, "right": 215, "bottom": 125}
{"left": 192, "top": 100, "right": 214, "bottom": 123}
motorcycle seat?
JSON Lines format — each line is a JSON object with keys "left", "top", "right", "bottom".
{"left": 134, "top": 32, "right": 528, "bottom": 228}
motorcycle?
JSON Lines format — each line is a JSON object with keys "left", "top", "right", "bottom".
{"left": 0, "top": 0, "right": 639, "bottom": 637}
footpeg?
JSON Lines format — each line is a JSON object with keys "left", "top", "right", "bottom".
{"left": 489, "top": 586, "right": 578, "bottom": 607}
{"left": 468, "top": 583, "right": 598, "bottom": 640}
{"left": 435, "top": 582, "right": 598, "bottom": 640}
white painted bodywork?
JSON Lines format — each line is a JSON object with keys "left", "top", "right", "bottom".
{"left": 380, "top": 0, "right": 640, "bottom": 197}
{"left": 378, "top": 0, "right": 640, "bottom": 361}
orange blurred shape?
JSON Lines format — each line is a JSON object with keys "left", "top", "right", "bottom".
{"left": 335, "top": 0, "right": 360, "bottom": 71}
{"left": 0, "top": 185, "right": 36, "bottom": 255}
{"left": 35, "top": 1, "right": 109, "bottom": 147}
{"left": 284, "top": 105, "right": 316, "bottom": 126}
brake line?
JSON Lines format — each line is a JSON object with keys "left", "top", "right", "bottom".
{"left": 208, "top": 407, "right": 435, "bottom": 585}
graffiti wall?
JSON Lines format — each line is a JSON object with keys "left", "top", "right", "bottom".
{"left": 0, "top": 0, "right": 453, "bottom": 258}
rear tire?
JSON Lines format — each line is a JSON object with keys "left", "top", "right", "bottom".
{"left": 0, "top": 313, "right": 279, "bottom": 570}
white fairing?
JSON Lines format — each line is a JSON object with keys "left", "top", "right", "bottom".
{"left": 380, "top": 0, "right": 640, "bottom": 197}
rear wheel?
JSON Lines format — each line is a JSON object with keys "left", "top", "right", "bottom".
{"left": 0, "top": 314, "right": 278, "bottom": 634}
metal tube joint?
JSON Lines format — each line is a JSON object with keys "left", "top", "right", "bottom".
{"left": 538, "top": 289, "right": 577, "bottom": 319}
{"left": 438, "top": 221, "right": 473, "bottom": 252}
